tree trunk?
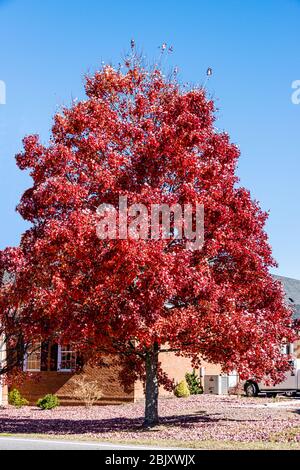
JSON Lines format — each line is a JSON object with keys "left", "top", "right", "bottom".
{"left": 143, "top": 343, "right": 159, "bottom": 428}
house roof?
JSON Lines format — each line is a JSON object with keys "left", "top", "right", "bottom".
{"left": 2, "top": 271, "right": 13, "bottom": 284}
{"left": 273, "top": 275, "right": 300, "bottom": 320}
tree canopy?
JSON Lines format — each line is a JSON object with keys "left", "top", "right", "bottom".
{"left": 0, "top": 52, "right": 296, "bottom": 425}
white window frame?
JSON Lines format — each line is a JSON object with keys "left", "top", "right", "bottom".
{"left": 23, "top": 343, "right": 41, "bottom": 372}
{"left": 57, "top": 344, "right": 77, "bottom": 372}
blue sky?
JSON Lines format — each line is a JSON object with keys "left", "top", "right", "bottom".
{"left": 0, "top": 0, "right": 299, "bottom": 278}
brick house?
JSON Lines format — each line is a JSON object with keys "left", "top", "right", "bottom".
{"left": 0, "top": 275, "right": 299, "bottom": 406}
{"left": 0, "top": 344, "right": 221, "bottom": 406}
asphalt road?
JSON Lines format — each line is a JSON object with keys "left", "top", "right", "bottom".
{"left": 0, "top": 437, "right": 156, "bottom": 450}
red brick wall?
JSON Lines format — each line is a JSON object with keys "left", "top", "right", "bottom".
{"left": 13, "top": 352, "right": 222, "bottom": 405}
{"left": 13, "top": 360, "right": 134, "bottom": 406}
{"left": 134, "top": 352, "right": 222, "bottom": 400}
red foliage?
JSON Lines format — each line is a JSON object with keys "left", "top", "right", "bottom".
{"left": 0, "top": 57, "right": 296, "bottom": 388}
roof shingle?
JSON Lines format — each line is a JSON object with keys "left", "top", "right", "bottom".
{"left": 273, "top": 275, "right": 300, "bottom": 320}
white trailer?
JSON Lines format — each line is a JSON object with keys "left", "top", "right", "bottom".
{"left": 244, "top": 358, "right": 300, "bottom": 397}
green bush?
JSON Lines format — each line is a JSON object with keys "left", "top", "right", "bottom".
{"left": 8, "top": 388, "right": 29, "bottom": 407}
{"left": 185, "top": 370, "right": 203, "bottom": 395}
{"left": 174, "top": 379, "right": 190, "bottom": 398}
{"left": 37, "top": 394, "right": 59, "bottom": 410}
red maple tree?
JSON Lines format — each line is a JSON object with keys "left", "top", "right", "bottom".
{"left": 0, "top": 52, "right": 296, "bottom": 426}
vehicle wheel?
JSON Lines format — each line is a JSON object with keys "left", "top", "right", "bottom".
{"left": 245, "top": 382, "right": 259, "bottom": 397}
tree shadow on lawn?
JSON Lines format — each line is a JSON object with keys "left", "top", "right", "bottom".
{"left": 0, "top": 412, "right": 224, "bottom": 435}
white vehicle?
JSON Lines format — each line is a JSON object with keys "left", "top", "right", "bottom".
{"left": 244, "top": 358, "right": 300, "bottom": 397}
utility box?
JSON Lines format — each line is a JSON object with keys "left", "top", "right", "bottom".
{"left": 204, "top": 374, "right": 238, "bottom": 395}
{"left": 204, "top": 375, "right": 228, "bottom": 394}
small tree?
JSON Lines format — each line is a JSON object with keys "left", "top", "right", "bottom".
{"left": 72, "top": 376, "right": 103, "bottom": 407}
{"left": 185, "top": 370, "right": 203, "bottom": 395}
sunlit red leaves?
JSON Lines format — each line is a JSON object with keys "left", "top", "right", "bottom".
{"left": 0, "top": 59, "right": 297, "bottom": 387}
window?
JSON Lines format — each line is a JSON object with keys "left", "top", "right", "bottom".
{"left": 23, "top": 343, "right": 78, "bottom": 372}
{"left": 24, "top": 344, "right": 41, "bottom": 372}
{"left": 58, "top": 344, "right": 76, "bottom": 372}
{"left": 281, "top": 343, "right": 294, "bottom": 356}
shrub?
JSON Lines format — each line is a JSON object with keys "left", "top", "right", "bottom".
{"left": 174, "top": 379, "right": 190, "bottom": 398}
{"left": 37, "top": 394, "right": 59, "bottom": 410}
{"left": 185, "top": 370, "right": 203, "bottom": 395}
{"left": 72, "top": 376, "right": 103, "bottom": 407}
{"left": 8, "top": 388, "right": 29, "bottom": 407}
